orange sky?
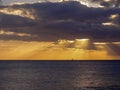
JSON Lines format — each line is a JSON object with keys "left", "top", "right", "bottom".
{"left": 0, "top": 40, "right": 120, "bottom": 60}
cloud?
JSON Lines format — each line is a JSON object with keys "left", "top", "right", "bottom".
{"left": 0, "top": 12, "right": 36, "bottom": 28}
{"left": 0, "top": 1, "right": 120, "bottom": 41}
{"left": 90, "top": 0, "right": 120, "bottom": 8}
{"left": 1, "top": 20, "right": 120, "bottom": 41}
{"left": 11, "top": 1, "right": 120, "bottom": 21}
{"left": 43, "top": 20, "right": 120, "bottom": 39}
{"left": 1, "top": 1, "right": 120, "bottom": 21}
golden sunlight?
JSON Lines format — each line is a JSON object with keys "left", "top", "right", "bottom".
{"left": 0, "top": 30, "right": 33, "bottom": 37}
{"left": 102, "top": 22, "right": 116, "bottom": 26}
{"left": 104, "top": 0, "right": 111, "bottom": 2}
{"left": 0, "top": 39, "right": 120, "bottom": 60}
{"left": 109, "top": 14, "right": 119, "bottom": 20}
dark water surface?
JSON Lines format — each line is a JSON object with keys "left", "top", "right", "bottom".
{"left": 0, "top": 61, "right": 120, "bottom": 90}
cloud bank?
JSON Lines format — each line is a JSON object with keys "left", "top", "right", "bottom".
{"left": 0, "top": 1, "right": 120, "bottom": 41}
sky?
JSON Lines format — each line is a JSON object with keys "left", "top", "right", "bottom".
{"left": 0, "top": 0, "right": 120, "bottom": 60}
{"left": 0, "top": 0, "right": 110, "bottom": 7}
{"left": 1, "top": 0, "right": 120, "bottom": 7}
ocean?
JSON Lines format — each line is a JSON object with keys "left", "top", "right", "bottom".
{"left": 0, "top": 61, "right": 120, "bottom": 90}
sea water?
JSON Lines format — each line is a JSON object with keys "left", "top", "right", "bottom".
{"left": 0, "top": 61, "right": 120, "bottom": 90}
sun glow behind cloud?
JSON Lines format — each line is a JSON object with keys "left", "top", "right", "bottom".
{"left": 0, "top": 8, "right": 35, "bottom": 19}
{"left": 110, "top": 14, "right": 119, "bottom": 19}
{"left": 0, "top": 30, "right": 34, "bottom": 37}
{"left": 79, "top": 0, "right": 102, "bottom": 8}
{"left": 102, "top": 22, "right": 115, "bottom": 26}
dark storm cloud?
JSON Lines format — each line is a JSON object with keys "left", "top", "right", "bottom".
{"left": 0, "top": 1, "right": 120, "bottom": 24}
{"left": 43, "top": 20, "right": 120, "bottom": 39}
{"left": 8, "top": 1, "right": 120, "bottom": 20}
{"left": 0, "top": 1, "right": 120, "bottom": 41}
{"left": 0, "top": 13, "right": 36, "bottom": 28}
{"left": 2, "top": 20, "right": 120, "bottom": 41}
